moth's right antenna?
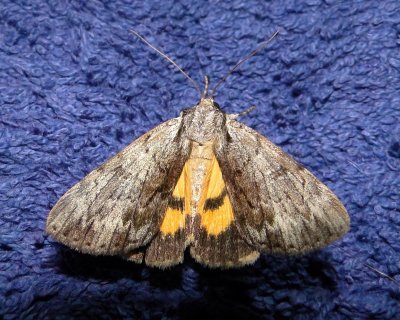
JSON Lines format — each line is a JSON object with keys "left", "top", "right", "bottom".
{"left": 130, "top": 29, "right": 202, "bottom": 98}
{"left": 210, "top": 30, "right": 280, "bottom": 97}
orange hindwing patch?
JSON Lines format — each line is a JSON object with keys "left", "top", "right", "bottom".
{"left": 160, "top": 163, "right": 190, "bottom": 235}
{"left": 198, "top": 156, "right": 235, "bottom": 236}
{"left": 160, "top": 154, "right": 234, "bottom": 237}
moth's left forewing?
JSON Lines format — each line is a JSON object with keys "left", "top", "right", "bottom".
{"left": 46, "top": 116, "right": 191, "bottom": 260}
{"left": 215, "top": 118, "right": 350, "bottom": 255}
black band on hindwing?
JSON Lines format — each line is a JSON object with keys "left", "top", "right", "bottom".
{"left": 204, "top": 189, "right": 227, "bottom": 211}
{"left": 168, "top": 196, "right": 184, "bottom": 211}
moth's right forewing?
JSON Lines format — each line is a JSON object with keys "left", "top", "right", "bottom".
{"left": 216, "top": 119, "right": 350, "bottom": 254}
{"left": 46, "top": 117, "right": 190, "bottom": 257}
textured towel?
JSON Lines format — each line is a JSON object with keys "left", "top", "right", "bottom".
{"left": 1, "top": 0, "right": 399, "bottom": 319}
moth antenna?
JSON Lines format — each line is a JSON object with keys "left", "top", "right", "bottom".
{"left": 202, "top": 76, "right": 209, "bottom": 98}
{"left": 130, "top": 29, "right": 202, "bottom": 98}
{"left": 365, "top": 264, "right": 398, "bottom": 283}
{"left": 210, "top": 29, "right": 280, "bottom": 97}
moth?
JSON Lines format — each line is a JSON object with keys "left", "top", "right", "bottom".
{"left": 46, "top": 31, "right": 350, "bottom": 268}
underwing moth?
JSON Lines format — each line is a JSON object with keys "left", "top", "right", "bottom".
{"left": 46, "top": 31, "right": 350, "bottom": 269}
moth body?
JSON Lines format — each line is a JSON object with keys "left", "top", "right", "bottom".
{"left": 47, "top": 30, "right": 349, "bottom": 268}
{"left": 47, "top": 97, "right": 350, "bottom": 268}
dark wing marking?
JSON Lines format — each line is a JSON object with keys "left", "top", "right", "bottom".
{"left": 145, "top": 230, "right": 186, "bottom": 268}
{"left": 47, "top": 117, "right": 190, "bottom": 258}
{"left": 190, "top": 216, "right": 260, "bottom": 268}
{"left": 215, "top": 119, "right": 350, "bottom": 254}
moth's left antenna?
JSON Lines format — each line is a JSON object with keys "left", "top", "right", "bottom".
{"left": 130, "top": 30, "right": 202, "bottom": 98}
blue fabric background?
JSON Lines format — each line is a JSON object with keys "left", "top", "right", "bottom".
{"left": 1, "top": 0, "right": 399, "bottom": 319}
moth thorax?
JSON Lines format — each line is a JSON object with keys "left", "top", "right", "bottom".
{"left": 183, "top": 105, "right": 225, "bottom": 144}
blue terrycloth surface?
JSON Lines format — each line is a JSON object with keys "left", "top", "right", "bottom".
{"left": 1, "top": 0, "right": 399, "bottom": 319}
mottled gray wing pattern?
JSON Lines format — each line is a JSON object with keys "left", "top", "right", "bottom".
{"left": 215, "top": 118, "right": 350, "bottom": 254}
{"left": 47, "top": 117, "right": 190, "bottom": 257}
